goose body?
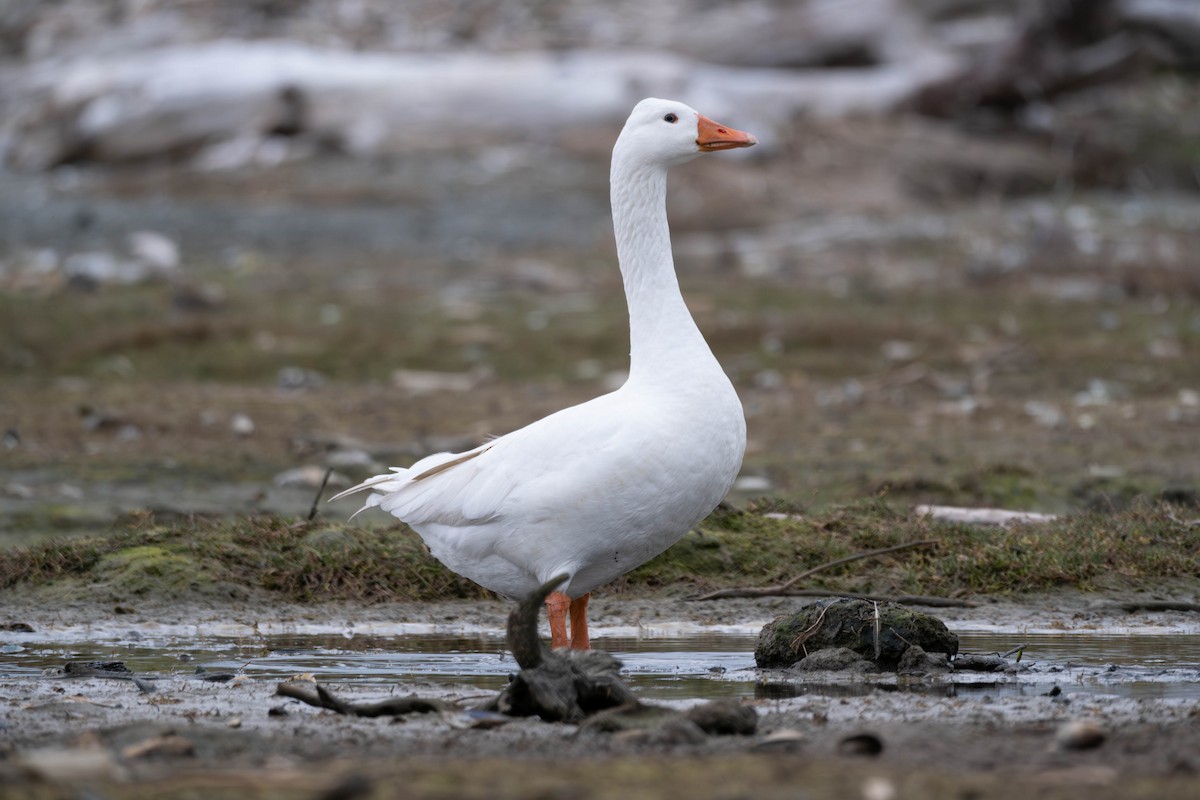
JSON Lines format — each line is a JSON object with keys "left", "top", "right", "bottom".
{"left": 335, "top": 98, "right": 756, "bottom": 647}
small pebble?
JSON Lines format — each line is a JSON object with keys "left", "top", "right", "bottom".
{"left": 1056, "top": 720, "right": 1106, "bottom": 750}
{"left": 862, "top": 776, "right": 897, "bottom": 800}
{"left": 838, "top": 732, "right": 884, "bottom": 756}
{"left": 227, "top": 717, "right": 242, "bottom": 729}
{"left": 752, "top": 729, "right": 806, "bottom": 753}
{"left": 230, "top": 413, "right": 255, "bottom": 437}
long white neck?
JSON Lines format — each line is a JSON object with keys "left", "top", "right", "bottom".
{"left": 610, "top": 152, "right": 716, "bottom": 386}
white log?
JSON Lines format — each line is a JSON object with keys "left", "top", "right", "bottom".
{"left": 914, "top": 505, "right": 1058, "bottom": 526}
{"left": 3, "top": 41, "right": 959, "bottom": 168}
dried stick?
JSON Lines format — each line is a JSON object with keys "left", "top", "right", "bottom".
{"left": 690, "top": 539, "right": 940, "bottom": 601}
{"left": 276, "top": 682, "right": 453, "bottom": 717}
{"left": 307, "top": 467, "right": 334, "bottom": 522}
{"left": 766, "top": 590, "right": 975, "bottom": 608}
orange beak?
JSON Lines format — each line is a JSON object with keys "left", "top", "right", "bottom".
{"left": 696, "top": 115, "right": 757, "bottom": 151}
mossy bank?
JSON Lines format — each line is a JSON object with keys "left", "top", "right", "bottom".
{"left": 2, "top": 501, "right": 1197, "bottom": 607}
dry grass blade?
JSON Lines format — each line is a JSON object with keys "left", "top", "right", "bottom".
{"left": 788, "top": 598, "right": 841, "bottom": 656}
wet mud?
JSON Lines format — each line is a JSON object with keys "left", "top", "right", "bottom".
{"left": 2, "top": 592, "right": 1199, "bottom": 799}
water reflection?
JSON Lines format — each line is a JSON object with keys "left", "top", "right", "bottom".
{"left": 2, "top": 630, "right": 1198, "bottom": 701}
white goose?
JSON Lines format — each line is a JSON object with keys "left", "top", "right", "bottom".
{"left": 334, "top": 98, "right": 756, "bottom": 648}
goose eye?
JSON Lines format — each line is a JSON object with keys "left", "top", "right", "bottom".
{"left": 663, "top": 113, "right": 678, "bottom": 124}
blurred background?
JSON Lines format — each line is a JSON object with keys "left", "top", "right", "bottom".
{"left": 1, "top": 0, "right": 1198, "bottom": 544}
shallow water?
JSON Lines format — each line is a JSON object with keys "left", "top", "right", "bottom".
{"left": 2, "top": 629, "right": 1198, "bottom": 701}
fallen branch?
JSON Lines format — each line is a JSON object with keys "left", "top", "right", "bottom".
{"left": 777, "top": 590, "right": 975, "bottom": 608}
{"left": 952, "top": 653, "right": 1011, "bottom": 672}
{"left": 275, "top": 682, "right": 454, "bottom": 717}
{"left": 690, "top": 539, "right": 940, "bottom": 601}
{"left": 1106, "top": 600, "right": 1200, "bottom": 613}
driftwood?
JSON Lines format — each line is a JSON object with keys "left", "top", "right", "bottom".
{"left": 690, "top": 539, "right": 940, "bottom": 601}
{"left": 275, "top": 683, "right": 453, "bottom": 717}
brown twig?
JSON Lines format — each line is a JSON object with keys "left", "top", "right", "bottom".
{"left": 788, "top": 598, "right": 841, "bottom": 656}
{"left": 1107, "top": 601, "right": 1200, "bottom": 613}
{"left": 276, "top": 682, "right": 454, "bottom": 717}
{"left": 690, "top": 539, "right": 940, "bottom": 601}
{"left": 775, "top": 590, "right": 975, "bottom": 608}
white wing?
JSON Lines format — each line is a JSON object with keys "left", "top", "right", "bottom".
{"left": 331, "top": 390, "right": 642, "bottom": 528}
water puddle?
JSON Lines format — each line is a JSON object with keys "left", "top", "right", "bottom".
{"left": 3, "top": 628, "right": 1199, "bottom": 701}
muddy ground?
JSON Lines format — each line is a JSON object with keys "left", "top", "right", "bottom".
{"left": 2, "top": 590, "right": 1199, "bottom": 800}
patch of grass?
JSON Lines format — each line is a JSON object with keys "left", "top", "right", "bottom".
{"left": 635, "top": 499, "right": 1199, "bottom": 596}
{"left": 0, "top": 513, "right": 488, "bottom": 603}
{"left": 1, "top": 502, "right": 1196, "bottom": 603}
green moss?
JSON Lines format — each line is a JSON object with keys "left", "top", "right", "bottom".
{"left": 0, "top": 500, "right": 1196, "bottom": 603}
{"left": 94, "top": 545, "right": 207, "bottom": 596}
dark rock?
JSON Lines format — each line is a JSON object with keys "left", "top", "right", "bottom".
{"left": 684, "top": 699, "right": 758, "bottom": 736}
{"left": 0, "top": 622, "right": 34, "bottom": 632}
{"left": 194, "top": 667, "right": 237, "bottom": 682}
{"left": 755, "top": 599, "right": 958, "bottom": 669}
{"left": 486, "top": 575, "right": 637, "bottom": 723}
{"left": 953, "top": 653, "right": 1011, "bottom": 672}
{"left": 613, "top": 717, "right": 709, "bottom": 747}
{"left": 792, "top": 646, "right": 878, "bottom": 673}
{"left": 580, "top": 702, "right": 685, "bottom": 734}
{"left": 897, "top": 645, "right": 951, "bottom": 675}
{"left": 62, "top": 661, "right": 134, "bottom": 679}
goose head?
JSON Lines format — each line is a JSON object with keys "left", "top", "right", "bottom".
{"left": 615, "top": 98, "right": 757, "bottom": 167}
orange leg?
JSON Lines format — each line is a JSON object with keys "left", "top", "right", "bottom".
{"left": 545, "top": 591, "right": 571, "bottom": 648}
{"left": 568, "top": 593, "right": 591, "bottom": 650}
